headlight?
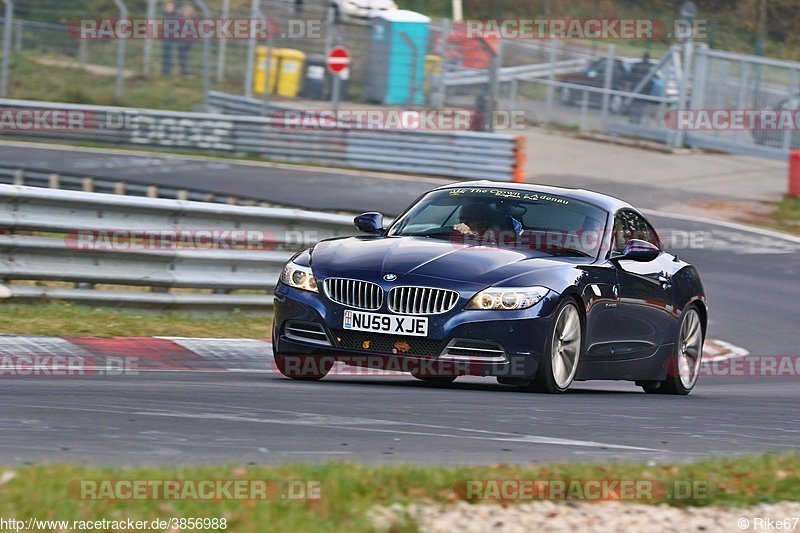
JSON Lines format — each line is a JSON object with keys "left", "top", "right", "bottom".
{"left": 280, "top": 262, "right": 318, "bottom": 293}
{"left": 466, "top": 286, "right": 549, "bottom": 310}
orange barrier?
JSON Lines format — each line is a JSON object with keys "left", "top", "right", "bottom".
{"left": 790, "top": 150, "right": 800, "bottom": 198}
{"left": 513, "top": 136, "right": 527, "bottom": 183}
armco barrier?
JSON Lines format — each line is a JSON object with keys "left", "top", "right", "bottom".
{"left": 0, "top": 98, "right": 524, "bottom": 181}
{"left": 0, "top": 184, "right": 356, "bottom": 310}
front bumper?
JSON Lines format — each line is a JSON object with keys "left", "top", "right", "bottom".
{"left": 272, "top": 282, "right": 560, "bottom": 379}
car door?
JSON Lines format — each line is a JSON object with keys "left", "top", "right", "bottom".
{"left": 612, "top": 210, "right": 679, "bottom": 357}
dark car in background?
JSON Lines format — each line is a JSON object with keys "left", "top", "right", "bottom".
{"left": 272, "top": 182, "right": 707, "bottom": 394}
{"left": 558, "top": 57, "right": 679, "bottom": 112}
{"left": 752, "top": 93, "right": 800, "bottom": 148}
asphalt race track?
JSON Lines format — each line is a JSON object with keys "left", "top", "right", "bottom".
{"left": 1, "top": 142, "right": 799, "bottom": 466}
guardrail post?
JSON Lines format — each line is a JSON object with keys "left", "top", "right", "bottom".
{"left": 111, "top": 0, "right": 128, "bottom": 99}
{"left": 115, "top": 182, "right": 126, "bottom": 195}
{"left": 82, "top": 177, "right": 94, "bottom": 192}
{"left": 12, "top": 168, "right": 22, "bottom": 185}
{"left": 1, "top": 0, "right": 14, "bottom": 98}
{"left": 48, "top": 173, "right": 60, "bottom": 189}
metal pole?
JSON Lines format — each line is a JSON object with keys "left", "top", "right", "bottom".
{"left": 216, "top": 0, "right": 230, "bottom": 82}
{"left": 194, "top": 0, "right": 212, "bottom": 109}
{"left": 600, "top": 44, "right": 614, "bottom": 129}
{"left": 544, "top": 39, "right": 558, "bottom": 124}
{"left": 673, "top": 39, "right": 693, "bottom": 148}
{"left": 142, "top": 0, "right": 156, "bottom": 75}
{"left": 399, "top": 32, "right": 418, "bottom": 105}
{"left": 14, "top": 17, "right": 20, "bottom": 52}
{"left": 261, "top": 33, "right": 273, "bottom": 115}
{"left": 1, "top": 0, "right": 13, "bottom": 98}
{"left": 478, "top": 37, "right": 501, "bottom": 132}
{"left": 112, "top": 0, "right": 127, "bottom": 99}
{"left": 244, "top": 0, "right": 260, "bottom": 98}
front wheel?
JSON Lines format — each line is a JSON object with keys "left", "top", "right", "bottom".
{"left": 642, "top": 306, "right": 704, "bottom": 395}
{"left": 273, "top": 354, "right": 333, "bottom": 381}
{"left": 528, "top": 299, "right": 583, "bottom": 393}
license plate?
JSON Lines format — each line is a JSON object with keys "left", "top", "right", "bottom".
{"left": 343, "top": 310, "right": 428, "bottom": 337}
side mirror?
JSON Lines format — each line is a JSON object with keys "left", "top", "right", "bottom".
{"left": 354, "top": 212, "right": 384, "bottom": 234}
{"left": 612, "top": 239, "right": 661, "bottom": 262}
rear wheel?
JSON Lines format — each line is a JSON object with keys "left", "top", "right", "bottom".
{"left": 528, "top": 299, "right": 583, "bottom": 393}
{"left": 273, "top": 354, "right": 333, "bottom": 381}
{"left": 642, "top": 307, "right": 704, "bottom": 395}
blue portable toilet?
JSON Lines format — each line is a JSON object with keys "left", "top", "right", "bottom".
{"left": 366, "top": 10, "right": 430, "bottom": 106}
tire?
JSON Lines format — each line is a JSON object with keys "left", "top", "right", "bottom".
{"left": 273, "top": 354, "right": 333, "bottom": 381}
{"left": 642, "top": 306, "right": 704, "bottom": 395}
{"left": 528, "top": 299, "right": 583, "bottom": 394}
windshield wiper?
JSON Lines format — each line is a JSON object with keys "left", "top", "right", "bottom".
{"left": 545, "top": 248, "right": 593, "bottom": 257}
{"left": 401, "top": 228, "right": 454, "bottom": 238}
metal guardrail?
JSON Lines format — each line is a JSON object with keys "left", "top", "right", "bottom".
{"left": 444, "top": 59, "right": 588, "bottom": 87}
{"left": 0, "top": 184, "right": 356, "bottom": 310}
{"left": 0, "top": 98, "right": 524, "bottom": 181}
{"left": 0, "top": 165, "right": 276, "bottom": 206}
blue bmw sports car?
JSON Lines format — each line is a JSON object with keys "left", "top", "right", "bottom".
{"left": 272, "top": 181, "right": 707, "bottom": 394}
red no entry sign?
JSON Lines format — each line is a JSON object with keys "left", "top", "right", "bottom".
{"left": 327, "top": 46, "right": 351, "bottom": 74}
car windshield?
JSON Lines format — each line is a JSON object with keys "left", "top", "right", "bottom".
{"left": 387, "top": 187, "right": 609, "bottom": 259}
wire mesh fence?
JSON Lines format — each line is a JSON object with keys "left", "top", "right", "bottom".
{"left": 3, "top": 2, "right": 800, "bottom": 158}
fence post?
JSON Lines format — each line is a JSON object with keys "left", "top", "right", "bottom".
{"left": 789, "top": 151, "right": 800, "bottom": 198}
{"left": 544, "top": 39, "right": 558, "bottom": 124}
{"left": 244, "top": 0, "right": 261, "bottom": 98}
{"left": 673, "top": 40, "right": 694, "bottom": 148}
{"left": 216, "top": 0, "right": 230, "bottom": 82}
{"left": 142, "top": 0, "right": 156, "bottom": 75}
{"left": 13, "top": 17, "right": 20, "bottom": 52}
{"left": 0, "top": 0, "right": 13, "bottom": 98}
{"left": 194, "top": 0, "right": 212, "bottom": 109}
{"left": 600, "top": 44, "right": 615, "bottom": 130}
{"left": 112, "top": 0, "right": 128, "bottom": 99}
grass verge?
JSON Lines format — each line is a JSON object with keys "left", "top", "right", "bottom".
{"left": 0, "top": 302, "right": 271, "bottom": 338}
{"left": 0, "top": 454, "right": 798, "bottom": 532}
{"left": 741, "top": 196, "right": 800, "bottom": 236}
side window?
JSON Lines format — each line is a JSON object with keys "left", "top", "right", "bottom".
{"left": 613, "top": 210, "right": 660, "bottom": 252}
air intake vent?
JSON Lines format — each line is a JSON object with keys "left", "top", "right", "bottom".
{"left": 284, "top": 321, "right": 331, "bottom": 346}
{"left": 388, "top": 286, "right": 460, "bottom": 315}
{"left": 323, "top": 278, "right": 383, "bottom": 311}
{"left": 440, "top": 339, "right": 507, "bottom": 361}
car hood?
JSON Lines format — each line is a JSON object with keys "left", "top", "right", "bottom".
{"left": 309, "top": 236, "right": 575, "bottom": 287}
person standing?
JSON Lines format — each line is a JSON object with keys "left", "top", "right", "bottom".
{"left": 161, "top": 1, "right": 178, "bottom": 75}
{"left": 177, "top": 3, "right": 195, "bottom": 76}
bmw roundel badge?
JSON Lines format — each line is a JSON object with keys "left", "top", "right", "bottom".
{"left": 383, "top": 273, "right": 397, "bottom": 282}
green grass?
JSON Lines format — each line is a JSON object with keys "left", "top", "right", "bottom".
{"left": 0, "top": 302, "right": 271, "bottom": 338}
{"left": 0, "top": 454, "right": 798, "bottom": 532}
{"left": 772, "top": 196, "right": 800, "bottom": 234}
{"left": 7, "top": 52, "right": 242, "bottom": 111}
